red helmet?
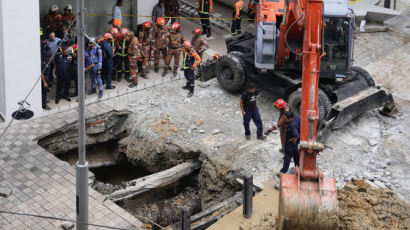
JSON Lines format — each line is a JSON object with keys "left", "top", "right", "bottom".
{"left": 143, "top": 21, "right": 152, "bottom": 29}
{"left": 121, "top": 27, "right": 129, "bottom": 36}
{"left": 171, "top": 22, "right": 180, "bottom": 31}
{"left": 113, "top": 18, "right": 122, "bottom": 28}
{"left": 213, "top": 54, "right": 221, "bottom": 60}
{"left": 104, "top": 33, "right": 113, "bottom": 40}
{"left": 274, "top": 99, "right": 286, "bottom": 109}
{"left": 156, "top": 17, "right": 166, "bottom": 26}
{"left": 73, "top": 44, "right": 78, "bottom": 51}
{"left": 183, "top": 40, "right": 191, "bottom": 49}
{"left": 193, "top": 28, "right": 202, "bottom": 35}
{"left": 109, "top": 27, "right": 119, "bottom": 37}
{"left": 55, "top": 14, "right": 63, "bottom": 21}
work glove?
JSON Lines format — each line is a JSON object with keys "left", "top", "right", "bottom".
{"left": 264, "top": 130, "right": 272, "bottom": 136}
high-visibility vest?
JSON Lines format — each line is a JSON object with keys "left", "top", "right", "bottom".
{"left": 199, "top": 0, "right": 212, "bottom": 14}
{"left": 184, "top": 49, "right": 196, "bottom": 69}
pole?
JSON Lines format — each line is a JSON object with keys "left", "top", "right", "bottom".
{"left": 76, "top": 0, "right": 88, "bottom": 229}
{"left": 243, "top": 174, "right": 253, "bottom": 218}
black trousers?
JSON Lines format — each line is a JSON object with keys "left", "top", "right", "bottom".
{"left": 115, "top": 56, "right": 130, "bottom": 77}
{"left": 280, "top": 150, "right": 300, "bottom": 173}
{"left": 56, "top": 76, "right": 70, "bottom": 99}
{"left": 184, "top": 68, "right": 195, "bottom": 87}
{"left": 231, "top": 18, "right": 242, "bottom": 35}
{"left": 41, "top": 81, "right": 47, "bottom": 107}
{"left": 199, "top": 13, "right": 210, "bottom": 34}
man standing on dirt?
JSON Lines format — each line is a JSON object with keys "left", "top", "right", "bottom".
{"left": 278, "top": 111, "right": 300, "bottom": 175}
{"left": 265, "top": 99, "right": 291, "bottom": 153}
{"left": 240, "top": 84, "right": 266, "bottom": 141}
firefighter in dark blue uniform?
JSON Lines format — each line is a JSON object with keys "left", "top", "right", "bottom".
{"left": 279, "top": 111, "right": 300, "bottom": 174}
{"left": 182, "top": 40, "right": 201, "bottom": 98}
{"left": 198, "top": 0, "right": 213, "bottom": 37}
{"left": 54, "top": 45, "right": 74, "bottom": 104}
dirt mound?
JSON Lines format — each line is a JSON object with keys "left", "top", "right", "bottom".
{"left": 248, "top": 180, "right": 409, "bottom": 230}
{"left": 337, "top": 179, "right": 410, "bottom": 230}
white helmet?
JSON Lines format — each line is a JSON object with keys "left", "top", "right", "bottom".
{"left": 64, "top": 4, "right": 73, "bottom": 11}
{"left": 50, "top": 4, "right": 59, "bottom": 12}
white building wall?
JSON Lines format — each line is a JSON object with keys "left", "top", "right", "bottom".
{"left": 0, "top": 0, "right": 42, "bottom": 122}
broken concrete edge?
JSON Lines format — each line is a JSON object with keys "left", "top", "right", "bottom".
{"left": 0, "top": 187, "right": 13, "bottom": 198}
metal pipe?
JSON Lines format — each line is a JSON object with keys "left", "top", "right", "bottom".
{"left": 76, "top": 0, "right": 88, "bottom": 229}
{"left": 243, "top": 174, "right": 253, "bottom": 218}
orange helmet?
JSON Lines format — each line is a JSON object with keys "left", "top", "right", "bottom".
{"left": 171, "top": 22, "right": 180, "bottom": 31}
{"left": 109, "top": 27, "right": 119, "bottom": 37}
{"left": 121, "top": 27, "right": 129, "bottom": 36}
{"left": 213, "top": 54, "right": 221, "bottom": 60}
{"left": 193, "top": 28, "right": 202, "bottom": 35}
{"left": 274, "top": 99, "right": 286, "bottom": 109}
{"left": 104, "top": 33, "right": 113, "bottom": 40}
{"left": 113, "top": 18, "right": 122, "bottom": 28}
{"left": 143, "top": 21, "right": 152, "bottom": 29}
{"left": 183, "top": 40, "right": 191, "bottom": 49}
{"left": 55, "top": 14, "right": 63, "bottom": 21}
{"left": 156, "top": 17, "right": 166, "bottom": 26}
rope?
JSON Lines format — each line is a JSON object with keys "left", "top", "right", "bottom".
{"left": 0, "top": 210, "right": 136, "bottom": 230}
{"left": 86, "top": 13, "right": 256, "bottom": 21}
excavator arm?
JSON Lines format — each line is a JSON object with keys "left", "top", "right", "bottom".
{"left": 277, "top": 0, "right": 338, "bottom": 228}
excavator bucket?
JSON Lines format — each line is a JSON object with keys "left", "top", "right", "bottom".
{"left": 278, "top": 174, "right": 338, "bottom": 230}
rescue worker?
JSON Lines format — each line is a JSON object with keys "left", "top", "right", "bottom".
{"left": 153, "top": 17, "right": 169, "bottom": 75}
{"left": 247, "top": 0, "right": 258, "bottom": 19}
{"left": 191, "top": 28, "right": 209, "bottom": 79}
{"left": 109, "top": 27, "right": 120, "bottom": 80}
{"left": 54, "top": 14, "right": 64, "bottom": 39}
{"left": 40, "top": 35, "right": 51, "bottom": 110}
{"left": 279, "top": 111, "right": 300, "bottom": 175}
{"left": 128, "top": 32, "right": 140, "bottom": 88}
{"left": 232, "top": 0, "right": 245, "bottom": 35}
{"left": 98, "top": 33, "right": 116, "bottom": 90}
{"left": 54, "top": 45, "right": 74, "bottom": 104}
{"left": 85, "top": 38, "right": 104, "bottom": 99}
{"left": 140, "top": 21, "right": 152, "bottom": 79}
{"left": 164, "top": 22, "right": 184, "bottom": 77}
{"left": 62, "top": 4, "right": 76, "bottom": 35}
{"left": 166, "top": 0, "right": 181, "bottom": 24}
{"left": 198, "top": 0, "right": 213, "bottom": 38}
{"left": 182, "top": 41, "right": 201, "bottom": 98}
{"left": 240, "top": 84, "right": 266, "bottom": 140}
{"left": 115, "top": 27, "right": 131, "bottom": 82}
{"left": 265, "top": 99, "right": 292, "bottom": 153}
{"left": 45, "top": 4, "right": 59, "bottom": 34}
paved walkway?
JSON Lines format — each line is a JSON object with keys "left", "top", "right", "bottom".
{"left": 0, "top": 101, "right": 143, "bottom": 229}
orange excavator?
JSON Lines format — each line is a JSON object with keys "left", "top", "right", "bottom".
{"left": 198, "top": 0, "right": 396, "bottom": 227}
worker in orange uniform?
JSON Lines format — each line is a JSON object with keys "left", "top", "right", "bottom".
{"left": 198, "top": 0, "right": 213, "bottom": 38}
{"left": 191, "top": 28, "right": 209, "bottom": 79}
{"left": 128, "top": 32, "right": 140, "bottom": 88}
{"left": 182, "top": 40, "right": 201, "bottom": 98}
{"left": 164, "top": 22, "right": 185, "bottom": 77}
{"left": 140, "top": 21, "right": 152, "bottom": 79}
{"left": 153, "top": 17, "right": 169, "bottom": 74}
{"left": 231, "top": 0, "right": 245, "bottom": 35}
{"left": 265, "top": 99, "right": 292, "bottom": 153}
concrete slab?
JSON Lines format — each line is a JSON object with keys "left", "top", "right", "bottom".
{"left": 349, "top": 0, "right": 401, "bottom": 23}
{"left": 385, "top": 8, "right": 410, "bottom": 37}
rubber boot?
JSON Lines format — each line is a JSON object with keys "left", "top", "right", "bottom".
{"left": 162, "top": 71, "right": 167, "bottom": 77}
{"left": 98, "top": 90, "right": 103, "bottom": 99}
{"left": 182, "top": 81, "right": 189, "bottom": 90}
{"left": 117, "top": 73, "right": 122, "bottom": 82}
{"left": 154, "top": 67, "right": 159, "bottom": 73}
{"left": 207, "top": 28, "right": 211, "bottom": 38}
{"left": 187, "top": 86, "right": 194, "bottom": 98}
{"left": 202, "top": 26, "right": 207, "bottom": 36}
{"left": 125, "top": 73, "right": 132, "bottom": 83}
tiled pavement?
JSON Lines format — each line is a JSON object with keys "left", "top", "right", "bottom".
{"left": 0, "top": 102, "right": 143, "bottom": 229}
